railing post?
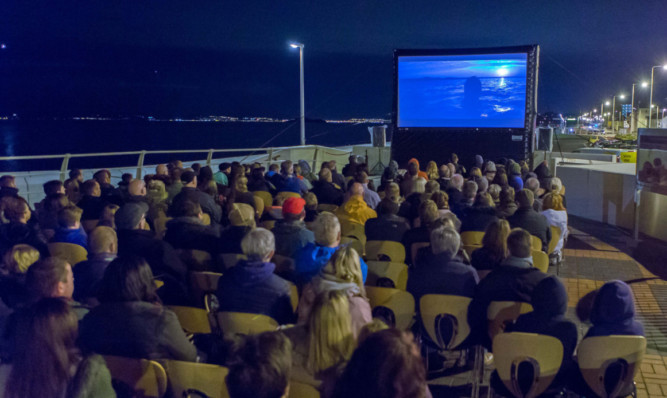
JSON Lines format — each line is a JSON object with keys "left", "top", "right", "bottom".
{"left": 312, "top": 146, "right": 319, "bottom": 173}
{"left": 206, "top": 149, "right": 214, "bottom": 167}
{"left": 267, "top": 148, "right": 274, "bottom": 169}
{"left": 59, "top": 154, "right": 71, "bottom": 182}
{"left": 136, "top": 150, "right": 146, "bottom": 179}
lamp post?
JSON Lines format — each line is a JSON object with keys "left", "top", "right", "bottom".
{"left": 611, "top": 94, "right": 625, "bottom": 132}
{"left": 631, "top": 82, "right": 649, "bottom": 133}
{"left": 603, "top": 101, "right": 610, "bottom": 131}
{"left": 290, "top": 43, "right": 305, "bottom": 146}
{"left": 649, "top": 64, "right": 667, "bottom": 128}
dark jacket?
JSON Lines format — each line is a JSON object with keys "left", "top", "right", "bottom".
{"left": 171, "top": 186, "right": 222, "bottom": 224}
{"left": 216, "top": 259, "right": 294, "bottom": 325}
{"left": 470, "top": 246, "right": 504, "bottom": 272}
{"left": 273, "top": 220, "right": 315, "bottom": 259}
{"left": 0, "top": 187, "right": 19, "bottom": 199}
{"left": 586, "top": 280, "right": 644, "bottom": 337}
{"left": 0, "top": 222, "right": 49, "bottom": 258}
{"left": 507, "top": 207, "right": 552, "bottom": 251}
{"left": 247, "top": 177, "right": 274, "bottom": 193}
{"left": 164, "top": 216, "right": 220, "bottom": 254}
{"left": 311, "top": 181, "right": 344, "bottom": 206}
{"left": 460, "top": 206, "right": 499, "bottom": 232}
{"left": 408, "top": 252, "right": 479, "bottom": 302}
{"left": 365, "top": 214, "right": 410, "bottom": 243}
{"left": 446, "top": 188, "right": 465, "bottom": 213}
{"left": 0, "top": 274, "right": 28, "bottom": 309}
{"left": 73, "top": 253, "right": 116, "bottom": 302}
{"left": 402, "top": 226, "right": 430, "bottom": 265}
{"left": 77, "top": 195, "right": 108, "bottom": 221}
{"left": 79, "top": 301, "right": 197, "bottom": 361}
{"left": 51, "top": 227, "right": 88, "bottom": 251}
{"left": 331, "top": 171, "right": 347, "bottom": 192}
{"left": 218, "top": 225, "right": 253, "bottom": 254}
{"left": 496, "top": 202, "right": 518, "bottom": 219}
{"left": 117, "top": 229, "right": 187, "bottom": 280}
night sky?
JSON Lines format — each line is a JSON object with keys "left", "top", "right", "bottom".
{"left": 2, "top": 0, "right": 667, "bottom": 119}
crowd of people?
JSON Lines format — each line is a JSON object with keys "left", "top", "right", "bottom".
{"left": 0, "top": 153, "right": 644, "bottom": 397}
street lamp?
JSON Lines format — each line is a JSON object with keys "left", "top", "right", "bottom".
{"left": 649, "top": 64, "right": 667, "bottom": 128}
{"left": 290, "top": 42, "right": 305, "bottom": 146}
{"left": 611, "top": 94, "right": 625, "bottom": 132}
{"left": 630, "top": 81, "right": 649, "bottom": 132}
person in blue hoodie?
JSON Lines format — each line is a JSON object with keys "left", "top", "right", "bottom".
{"left": 294, "top": 212, "right": 367, "bottom": 286}
{"left": 216, "top": 228, "right": 294, "bottom": 325}
{"left": 586, "top": 280, "right": 644, "bottom": 337}
{"left": 50, "top": 205, "right": 88, "bottom": 251}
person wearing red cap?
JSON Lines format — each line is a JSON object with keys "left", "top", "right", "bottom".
{"left": 272, "top": 197, "right": 315, "bottom": 259}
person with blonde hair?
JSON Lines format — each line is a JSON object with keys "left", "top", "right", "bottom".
{"left": 297, "top": 246, "right": 371, "bottom": 336}
{"left": 146, "top": 179, "right": 169, "bottom": 218}
{"left": 425, "top": 160, "right": 439, "bottom": 181}
{"left": 285, "top": 289, "right": 355, "bottom": 390}
{"left": 0, "top": 244, "right": 39, "bottom": 308}
{"left": 471, "top": 219, "right": 510, "bottom": 274}
{"left": 541, "top": 192, "right": 568, "bottom": 259}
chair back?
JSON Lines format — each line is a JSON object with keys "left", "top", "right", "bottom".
{"left": 253, "top": 191, "right": 274, "bottom": 211}
{"left": 178, "top": 249, "right": 214, "bottom": 272}
{"left": 548, "top": 226, "right": 561, "bottom": 254}
{"left": 220, "top": 253, "right": 247, "bottom": 270}
{"left": 493, "top": 332, "right": 564, "bottom": 398}
{"left": 201, "top": 213, "right": 211, "bottom": 226}
{"left": 161, "top": 360, "right": 229, "bottom": 398}
{"left": 153, "top": 216, "right": 171, "bottom": 240}
{"left": 276, "top": 191, "right": 302, "bottom": 201}
{"left": 365, "top": 240, "right": 406, "bottom": 263}
{"left": 48, "top": 242, "right": 88, "bottom": 266}
{"left": 487, "top": 301, "right": 534, "bottom": 341}
{"left": 461, "top": 231, "right": 485, "bottom": 246}
{"left": 260, "top": 219, "right": 276, "bottom": 231}
{"left": 189, "top": 271, "right": 223, "bottom": 309}
{"left": 366, "top": 261, "right": 409, "bottom": 290}
{"left": 530, "top": 235, "right": 542, "bottom": 251}
{"left": 165, "top": 306, "right": 213, "bottom": 335}
{"left": 340, "top": 219, "right": 366, "bottom": 243}
{"left": 289, "top": 380, "right": 321, "bottom": 398}
{"left": 217, "top": 312, "right": 279, "bottom": 336}
{"left": 578, "top": 335, "right": 647, "bottom": 398}
{"left": 410, "top": 242, "right": 430, "bottom": 265}
{"left": 253, "top": 195, "right": 265, "bottom": 217}
{"left": 103, "top": 355, "right": 168, "bottom": 398}
{"left": 340, "top": 236, "right": 364, "bottom": 258}
{"left": 287, "top": 281, "right": 299, "bottom": 313}
{"left": 531, "top": 250, "right": 549, "bottom": 273}
{"left": 420, "top": 294, "right": 472, "bottom": 350}
{"left": 317, "top": 203, "right": 339, "bottom": 213}
{"left": 365, "top": 286, "right": 415, "bottom": 330}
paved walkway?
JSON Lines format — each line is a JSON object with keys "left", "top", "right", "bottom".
{"left": 429, "top": 216, "right": 667, "bottom": 398}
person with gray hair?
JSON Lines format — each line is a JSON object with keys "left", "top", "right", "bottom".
{"left": 446, "top": 174, "right": 465, "bottom": 214}
{"left": 407, "top": 225, "right": 479, "bottom": 303}
{"left": 216, "top": 228, "right": 294, "bottom": 325}
{"left": 525, "top": 177, "right": 543, "bottom": 211}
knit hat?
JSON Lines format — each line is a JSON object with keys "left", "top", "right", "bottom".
{"left": 229, "top": 203, "right": 256, "bottom": 227}
{"left": 114, "top": 202, "right": 149, "bottom": 230}
{"left": 484, "top": 161, "right": 497, "bottom": 173}
{"left": 180, "top": 170, "right": 196, "bottom": 184}
{"left": 282, "top": 197, "right": 305, "bottom": 215}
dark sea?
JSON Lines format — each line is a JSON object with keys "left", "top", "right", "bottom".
{"left": 0, "top": 119, "right": 384, "bottom": 172}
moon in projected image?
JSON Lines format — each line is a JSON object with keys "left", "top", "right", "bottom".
{"left": 497, "top": 67, "right": 509, "bottom": 77}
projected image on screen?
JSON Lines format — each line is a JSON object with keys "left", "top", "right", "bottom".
{"left": 398, "top": 53, "right": 528, "bottom": 128}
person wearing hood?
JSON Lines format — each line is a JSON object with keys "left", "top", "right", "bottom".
{"left": 468, "top": 228, "right": 547, "bottom": 349}
{"left": 378, "top": 160, "right": 401, "bottom": 193}
{"left": 273, "top": 197, "right": 315, "bottom": 259}
{"left": 460, "top": 193, "right": 499, "bottom": 233}
{"left": 586, "top": 280, "right": 644, "bottom": 337}
{"left": 534, "top": 161, "right": 552, "bottom": 190}
{"left": 335, "top": 183, "right": 377, "bottom": 226}
{"left": 508, "top": 162, "right": 524, "bottom": 191}
{"left": 408, "top": 158, "right": 429, "bottom": 180}
{"left": 0, "top": 197, "right": 48, "bottom": 259}
{"left": 216, "top": 228, "right": 294, "bottom": 325}
{"left": 295, "top": 212, "right": 368, "bottom": 286}
{"left": 298, "top": 160, "right": 318, "bottom": 184}
{"left": 483, "top": 161, "right": 497, "bottom": 183}
{"left": 473, "top": 154, "right": 484, "bottom": 170}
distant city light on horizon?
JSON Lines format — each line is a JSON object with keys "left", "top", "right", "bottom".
{"left": 0, "top": 44, "right": 6, "bottom": 49}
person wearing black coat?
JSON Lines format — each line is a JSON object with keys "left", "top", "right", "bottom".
{"left": 365, "top": 199, "right": 410, "bottom": 243}
{"left": 507, "top": 190, "right": 551, "bottom": 252}
{"left": 170, "top": 171, "right": 222, "bottom": 225}
{"left": 310, "top": 168, "right": 344, "bottom": 206}
{"left": 163, "top": 200, "right": 220, "bottom": 255}
{"left": 460, "top": 193, "right": 499, "bottom": 233}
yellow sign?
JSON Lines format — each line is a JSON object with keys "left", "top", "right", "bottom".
{"left": 620, "top": 152, "right": 636, "bottom": 163}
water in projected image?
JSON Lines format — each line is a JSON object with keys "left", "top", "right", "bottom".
{"left": 398, "top": 53, "right": 527, "bottom": 128}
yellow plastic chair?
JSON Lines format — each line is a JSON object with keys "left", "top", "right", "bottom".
{"left": 189, "top": 271, "right": 223, "bottom": 309}
{"left": 364, "top": 286, "right": 415, "bottom": 330}
{"left": 103, "top": 355, "right": 168, "bottom": 398}
{"left": 340, "top": 236, "right": 364, "bottom": 258}
{"left": 276, "top": 191, "right": 302, "bottom": 201}
{"left": 365, "top": 240, "right": 406, "bottom": 263}
{"left": 493, "top": 332, "right": 564, "bottom": 398}
{"left": 410, "top": 242, "right": 430, "bottom": 265}
{"left": 253, "top": 195, "right": 265, "bottom": 217}
{"left": 461, "top": 231, "right": 485, "bottom": 246}
{"left": 81, "top": 219, "right": 99, "bottom": 234}
{"left": 420, "top": 294, "right": 472, "bottom": 350}
{"left": 531, "top": 250, "right": 549, "bottom": 273}
{"left": 48, "top": 242, "right": 88, "bottom": 266}
{"left": 578, "top": 335, "right": 647, "bottom": 398}
{"left": 220, "top": 253, "right": 247, "bottom": 270}
{"left": 217, "top": 312, "right": 279, "bottom": 336}
{"left": 178, "top": 249, "right": 214, "bottom": 272}
{"left": 153, "top": 216, "right": 171, "bottom": 240}
{"left": 365, "top": 261, "right": 409, "bottom": 290}
{"left": 287, "top": 281, "right": 299, "bottom": 313}
{"left": 161, "top": 360, "right": 229, "bottom": 398}
{"left": 317, "top": 203, "right": 339, "bottom": 213}
{"left": 201, "top": 212, "right": 211, "bottom": 226}
{"left": 487, "top": 301, "right": 534, "bottom": 342}
{"left": 340, "top": 220, "right": 366, "bottom": 244}
{"left": 548, "top": 226, "right": 562, "bottom": 255}
{"left": 165, "top": 306, "right": 212, "bottom": 335}
{"left": 253, "top": 191, "right": 274, "bottom": 211}
{"left": 260, "top": 219, "right": 276, "bottom": 231}
{"left": 289, "top": 380, "right": 321, "bottom": 398}
{"left": 530, "top": 235, "right": 542, "bottom": 251}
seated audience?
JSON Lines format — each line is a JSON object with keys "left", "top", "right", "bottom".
{"left": 488, "top": 184, "right": 501, "bottom": 206}
{"left": 0, "top": 175, "right": 19, "bottom": 199}
{"left": 274, "top": 160, "right": 308, "bottom": 194}
{"left": 146, "top": 179, "right": 169, "bottom": 220}
{"left": 508, "top": 162, "right": 524, "bottom": 191}
{"left": 586, "top": 280, "right": 644, "bottom": 337}
{"left": 455, "top": 180, "right": 478, "bottom": 217}
{"left": 217, "top": 228, "right": 294, "bottom": 325}
{"left": 164, "top": 199, "right": 220, "bottom": 254}
{"left": 303, "top": 192, "right": 320, "bottom": 222}
{"left": 470, "top": 219, "right": 510, "bottom": 274}
{"left": 402, "top": 200, "right": 440, "bottom": 264}
{"left": 297, "top": 246, "right": 372, "bottom": 336}
{"left": 365, "top": 199, "right": 410, "bottom": 243}
{"left": 508, "top": 189, "right": 551, "bottom": 252}
{"left": 0, "top": 197, "right": 48, "bottom": 258}
{"left": 214, "top": 162, "right": 231, "bottom": 186}
{"left": 93, "top": 169, "right": 120, "bottom": 204}
{"left": 549, "top": 177, "right": 567, "bottom": 208}
{"left": 226, "top": 331, "right": 293, "bottom": 398}
{"left": 446, "top": 174, "right": 465, "bottom": 212}
{"left": 311, "top": 168, "right": 344, "bottom": 206}
{"left": 525, "top": 177, "right": 543, "bottom": 212}
{"left": 247, "top": 166, "right": 273, "bottom": 193}
{"left": 77, "top": 179, "right": 107, "bottom": 221}
{"left": 335, "top": 183, "right": 377, "bottom": 225}
{"left": 460, "top": 193, "right": 498, "bottom": 232}
{"left": 126, "top": 178, "right": 148, "bottom": 203}
{"left": 327, "top": 160, "right": 347, "bottom": 190}
{"left": 171, "top": 170, "right": 222, "bottom": 224}
{"left": 73, "top": 226, "right": 117, "bottom": 304}
{"left": 468, "top": 228, "right": 547, "bottom": 349}
{"left": 36, "top": 193, "right": 71, "bottom": 235}
{"left": 426, "top": 160, "right": 439, "bottom": 181}
{"left": 218, "top": 203, "right": 256, "bottom": 255}
{"left": 0, "top": 244, "right": 39, "bottom": 308}
{"left": 36, "top": 180, "right": 65, "bottom": 211}
{"left": 51, "top": 205, "right": 87, "bottom": 250}
{"left": 431, "top": 190, "right": 452, "bottom": 219}
{"left": 332, "top": 329, "right": 430, "bottom": 398}
{"left": 79, "top": 256, "right": 196, "bottom": 361}
{"left": 541, "top": 192, "right": 568, "bottom": 259}
{"left": 273, "top": 197, "right": 315, "bottom": 259}
{"left": 357, "top": 171, "right": 380, "bottom": 209}
{"left": 166, "top": 167, "right": 184, "bottom": 201}
{"left": 409, "top": 225, "right": 479, "bottom": 302}
{"left": 295, "top": 212, "right": 367, "bottom": 285}
{"left": 0, "top": 298, "right": 115, "bottom": 398}
{"left": 25, "top": 257, "right": 88, "bottom": 319}
{"left": 495, "top": 186, "right": 517, "bottom": 218}
{"left": 484, "top": 161, "right": 497, "bottom": 183}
